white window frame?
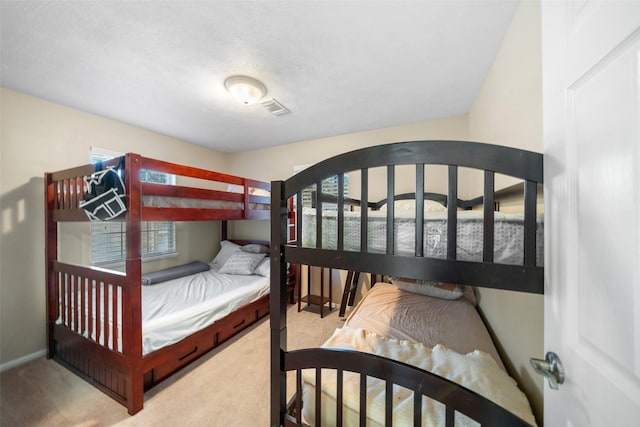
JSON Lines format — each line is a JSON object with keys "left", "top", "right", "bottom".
{"left": 89, "top": 148, "right": 177, "bottom": 267}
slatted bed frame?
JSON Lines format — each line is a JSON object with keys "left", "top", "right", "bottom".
{"left": 270, "top": 140, "right": 543, "bottom": 426}
{"left": 45, "top": 153, "right": 270, "bottom": 414}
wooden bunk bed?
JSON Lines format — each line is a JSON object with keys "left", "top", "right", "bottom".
{"left": 45, "top": 153, "right": 271, "bottom": 415}
{"left": 270, "top": 140, "right": 543, "bottom": 426}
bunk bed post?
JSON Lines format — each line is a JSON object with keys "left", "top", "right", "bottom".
{"left": 270, "top": 180, "right": 288, "bottom": 427}
{"left": 124, "top": 153, "right": 144, "bottom": 415}
{"left": 44, "top": 172, "right": 58, "bottom": 359}
{"left": 221, "top": 220, "right": 228, "bottom": 241}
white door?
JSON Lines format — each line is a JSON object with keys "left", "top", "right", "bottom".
{"left": 542, "top": 1, "right": 640, "bottom": 426}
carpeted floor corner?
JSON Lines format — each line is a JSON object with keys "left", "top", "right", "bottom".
{"left": 0, "top": 304, "right": 344, "bottom": 427}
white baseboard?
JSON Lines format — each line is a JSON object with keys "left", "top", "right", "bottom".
{"left": 0, "top": 349, "right": 47, "bottom": 373}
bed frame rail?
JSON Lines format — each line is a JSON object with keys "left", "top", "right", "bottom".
{"left": 45, "top": 153, "right": 270, "bottom": 222}
{"left": 283, "top": 348, "right": 533, "bottom": 427}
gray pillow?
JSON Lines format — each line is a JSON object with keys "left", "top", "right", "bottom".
{"left": 242, "top": 243, "right": 269, "bottom": 254}
{"left": 142, "top": 261, "right": 210, "bottom": 285}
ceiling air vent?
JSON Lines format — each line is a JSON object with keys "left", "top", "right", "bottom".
{"left": 261, "top": 98, "right": 291, "bottom": 116}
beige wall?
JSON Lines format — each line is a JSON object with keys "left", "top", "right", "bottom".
{"left": 468, "top": 1, "right": 544, "bottom": 423}
{"left": 227, "top": 114, "right": 469, "bottom": 183}
{"left": 0, "top": 88, "right": 228, "bottom": 368}
{"left": 227, "top": 115, "right": 470, "bottom": 300}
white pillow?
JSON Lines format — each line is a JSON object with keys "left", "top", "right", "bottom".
{"left": 389, "top": 276, "right": 464, "bottom": 300}
{"left": 424, "top": 200, "right": 447, "bottom": 212}
{"left": 227, "top": 184, "right": 245, "bottom": 193}
{"left": 379, "top": 199, "right": 447, "bottom": 213}
{"left": 251, "top": 188, "right": 270, "bottom": 197}
{"left": 254, "top": 257, "right": 270, "bottom": 277}
{"left": 211, "top": 240, "right": 241, "bottom": 267}
{"left": 242, "top": 243, "right": 269, "bottom": 254}
{"left": 219, "top": 251, "right": 265, "bottom": 275}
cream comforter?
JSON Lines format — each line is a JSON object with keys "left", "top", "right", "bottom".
{"left": 301, "top": 326, "right": 537, "bottom": 427}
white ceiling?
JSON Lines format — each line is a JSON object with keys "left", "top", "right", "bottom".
{"left": 1, "top": 1, "right": 518, "bottom": 153}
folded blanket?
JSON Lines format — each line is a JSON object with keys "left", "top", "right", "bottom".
{"left": 142, "top": 261, "right": 210, "bottom": 286}
{"left": 302, "top": 327, "right": 537, "bottom": 427}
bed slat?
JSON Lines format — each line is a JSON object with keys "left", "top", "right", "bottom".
{"left": 315, "top": 369, "right": 322, "bottom": 427}
{"left": 65, "top": 274, "right": 70, "bottom": 326}
{"left": 413, "top": 392, "right": 422, "bottom": 427}
{"left": 112, "top": 285, "right": 119, "bottom": 352}
{"left": 360, "top": 373, "right": 367, "bottom": 427}
{"left": 75, "top": 277, "right": 81, "bottom": 334}
{"left": 88, "top": 279, "right": 94, "bottom": 340}
{"left": 337, "top": 173, "right": 345, "bottom": 251}
{"left": 360, "top": 168, "right": 368, "bottom": 253}
{"left": 415, "top": 163, "right": 425, "bottom": 257}
{"left": 524, "top": 180, "right": 537, "bottom": 266}
{"left": 296, "top": 368, "right": 303, "bottom": 424}
{"left": 63, "top": 178, "right": 70, "bottom": 210}
{"left": 104, "top": 283, "right": 110, "bottom": 350}
{"left": 447, "top": 165, "right": 458, "bottom": 260}
{"left": 386, "top": 165, "right": 395, "bottom": 256}
{"left": 336, "top": 369, "right": 344, "bottom": 426}
{"left": 446, "top": 406, "right": 455, "bottom": 427}
{"left": 483, "top": 171, "right": 495, "bottom": 263}
{"left": 296, "top": 192, "right": 303, "bottom": 246}
{"left": 385, "top": 381, "right": 393, "bottom": 426}
{"left": 315, "top": 183, "right": 322, "bottom": 249}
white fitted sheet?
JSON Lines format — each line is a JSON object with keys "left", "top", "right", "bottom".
{"left": 141, "top": 265, "right": 269, "bottom": 354}
{"left": 57, "top": 266, "right": 269, "bottom": 355}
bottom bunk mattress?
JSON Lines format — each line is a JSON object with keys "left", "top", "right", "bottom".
{"left": 300, "top": 283, "right": 536, "bottom": 426}
{"left": 56, "top": 265, "right": 270, "bottom": 355}
{"left": 141, "top": 265, "right": 269, "bottom": 354}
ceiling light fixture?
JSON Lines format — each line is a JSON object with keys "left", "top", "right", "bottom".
{"left": 224, "top": 75, "right": 266, "bottom": 105}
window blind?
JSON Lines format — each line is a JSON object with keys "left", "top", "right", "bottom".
{"left": 89, "top": 149, "right": 177, "bottom": 266}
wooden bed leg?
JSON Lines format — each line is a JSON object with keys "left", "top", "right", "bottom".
{"left": 127, "top": 370, "right": 144, "bottom": 415}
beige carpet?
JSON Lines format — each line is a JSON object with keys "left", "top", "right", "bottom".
{"left": 1, "top": 304, "right": 344, "bottom": 427}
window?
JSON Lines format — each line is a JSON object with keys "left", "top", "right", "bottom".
{"left": 89, "top": 149, "right": 177, "bottom": 266}
{"left": 293, "top": 165, "right": 350, "bottom": 210}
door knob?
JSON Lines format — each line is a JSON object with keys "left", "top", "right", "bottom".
{"left": 530, "top": 352, "right": 565, "bottom": 390}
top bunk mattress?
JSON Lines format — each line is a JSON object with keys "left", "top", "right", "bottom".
{"left": 302, "top": 208, "right": 544, "bottom": 266}
{"left": 142, "top": 195, "right": 269, "bottom": 211}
